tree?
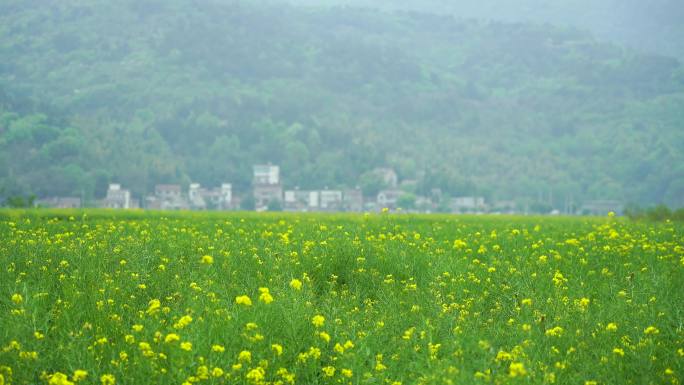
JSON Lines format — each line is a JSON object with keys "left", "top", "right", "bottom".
{"left": 267, "top": 199, "right": 282, "bottom": 212}
{"left": 359, "top": 171, "right": 387, "bottom": 198}
{"left": 5, "top": 194, "right": 35, "bottom": 208}
{"left": 240, "top": 196, "right": 255, "bottom": 211}
{"left": 397, "top": 193, "right": 416, "bottom": 210}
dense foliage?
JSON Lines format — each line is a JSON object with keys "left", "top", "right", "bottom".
{"left": 1, "top": 0, "right": 683, "bottom": 206}
{"left": 286, "top": 0, "right": 684, "bottom": 60}
{"left": 624, "top": 204, "right": 684, "bottom": 222}
{"left": 0, "top": 211, "right": 682, "bottom": 384}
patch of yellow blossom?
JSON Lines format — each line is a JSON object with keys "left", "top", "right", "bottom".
{"left": 235, "top": 295, "right": 253, "bottom": 306}
{"left": 258, "top": 287, "right": 274, "bottom": 304}
{"left": 289, "top": 278, "right": 303, "bottom": 290}
{"left": 311, "top": 314, "right": 325, "bottom": 327}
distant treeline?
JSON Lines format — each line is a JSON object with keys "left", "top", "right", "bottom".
{"left": 624, "top": 204, "right": 684, "bottom": 222}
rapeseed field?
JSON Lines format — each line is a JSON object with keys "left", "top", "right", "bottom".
{"left": 0, "top": 210, "right": 682, "bottom": 384}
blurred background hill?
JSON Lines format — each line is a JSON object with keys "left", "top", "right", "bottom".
{"left": 1, "top": 0, "right": 683, "bottom": 208}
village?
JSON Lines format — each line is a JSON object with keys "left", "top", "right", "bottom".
{"left": 34, "top": 164, "right": 623, "bottom": 215}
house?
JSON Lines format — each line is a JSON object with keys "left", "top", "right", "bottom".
{"left": 414, "top": 196, "right": 433, "bottom": 212}
{"left": 377, "top": 189, "right": 403, "bottom": 209}
{"left": 100, "top": 184, "right": 132, "bottom": 209}
{"left": 218, "top": 183, "right": 233, "bottom": 210}
{"left": 373, "top": 168, "right": 398, "bottom": 188}
{"left": 155, "top": 184, "right": 181, "bottom": 200}
{"left": 284, "top": 189, "right": 318, "bottom": 211}
{"left": 189, "top": 183, "right": 233, "bottom": 210}
{"left": 148, "top": 184, "right": 188, "bottom": 210}
{"left": 319, "top": 189, "right": 343, "bottom": 211}
{"left": 343, "top": 188, "right": 364, "bottom": 212}
{"left": 283, "top": 188, "right": 359, "bottom": 212}
{"left": 253, "top": 164, "right": 280, "bottom": 185}
{"left": 450, "top": 196, "right": 486, "bottom": 213}
{"left": 492, "top": 200, "right": 517, "bottom": 214}
{"left": 253, "top": 164, "right": 282, "bottom": 211}
{"left": 35, "top": 197, "right": 82, "bottom": 209}
{"left": 188, "top": 183, "right": 206, "bottom": 209}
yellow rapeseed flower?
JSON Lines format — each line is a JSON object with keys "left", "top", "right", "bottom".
{"left": 100, "top": 374, "right": 115, "bottom": 385}
{"left": 48, "top": 373, "right": 73, "bottom": 385}
{"left": 72, "top": 370, "right": 87, "bottom": 382}
{"left": 318, "top": 331, "right": 331, "bottom": 343}
{"left": 545, "top": 326, "right": 564, "bottom": 337}
{"left": 552, "top": 271, "right": 567, "bottom": 286}
{"left": 11, "top": 294, "right": 23, "bottom": 305}
{"left": 164, "top": 333, "right": 180, "bottom": 343}
{"left": 322, "top": 366, "right": 335, "bottom": 377}
{"left": 258, "top": 287, "right": 274, "bottom": 304}
{"left": 235, "top": 295, "right": 252, "bottom": 306}
{"left": 180, "top": 342, "right": 192, "bottom": 351}
{"left": 146, "top": 299, "right": 161, "bottom": 315}
{"left": 289, "top": 279, "right": 303, "bottom": 290}
{"left": 238, "top": 350, "right": 252, "bottom": 363}
{"left": 578, "top": 297, "right": 590, "bottom": 309}
{"left": 200, "top": 255, "right": 213, "bottom": 264}
{"left": 509, "top": 362, "right": 527, "bottom": 377}
{"left": 606, "top": 323, "right": 618, "bottom": 332}
{"left": 174, "top": 315, "right": 193, "bottom": 329}
{"left": 644, "top": 326, "right": 660, "bottom": 335}
{"left": 271, "top": 344, "right": 283, "bottom": 355}
{"left": 245, "top": 367, "right": 265, "bottom": 383}
{"left": 312, "top": 315, "right": 325, "bottom": 327}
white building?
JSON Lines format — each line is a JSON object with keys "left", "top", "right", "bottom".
{"left": 148, "top": 184, "right": 188, "bottom": 210}
{"left": 451, "top": 196, "right": 486, "bottom": 212}
{"left": 189, "top": 183, "right": 233, "bottom": 210}
{"left": 253, "top": 164, "right": 280, "bottom": 185}
{"left": 284, "top": 189, "right": 318, "bottom": 211}
{"left": 102, "top": 184, "right": 132, "bottom": 209}
{"left": 320, "top": 189, "right": 343, "bottom": 210}
{"left": 253, "top": 164, "right": 282, "bottom": 211}
{"left": 188, "top": 183, "right": 206, "bottom": 209}
{"left": 377, "top": 189, "right": 403, "bottom": 209}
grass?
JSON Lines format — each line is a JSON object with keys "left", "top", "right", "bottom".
{"left": 0, "top": 210, "right": 682, "bottom": 384}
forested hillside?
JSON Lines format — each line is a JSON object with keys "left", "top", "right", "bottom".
{"left": 1, "top": 0, "right": 683, "bottom": 207}
{"left": 286, "top": 0, "right": 684, "bottom": 60}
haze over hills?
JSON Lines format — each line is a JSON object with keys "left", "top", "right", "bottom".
{"left": 285, "top": 0, "right": 684, "bottom": 60}
{"left": 1, "top": 0, "right": 683, "bottom": 208}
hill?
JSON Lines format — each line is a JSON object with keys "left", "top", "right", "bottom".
{"left": 1, "top": 0, "right": 683, "bottom": 207}
{"left": 285, "top": 0, "right": 684, "bottom": 60}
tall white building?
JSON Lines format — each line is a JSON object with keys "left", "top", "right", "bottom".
{"left": 253, "top": 164, "right": 280, "bottom": 185}
{"left": 253, "top": 164, "right": 282, "bottom": 211}
{"left": 103, "top": 183, "right": 132, "bottom": 209}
